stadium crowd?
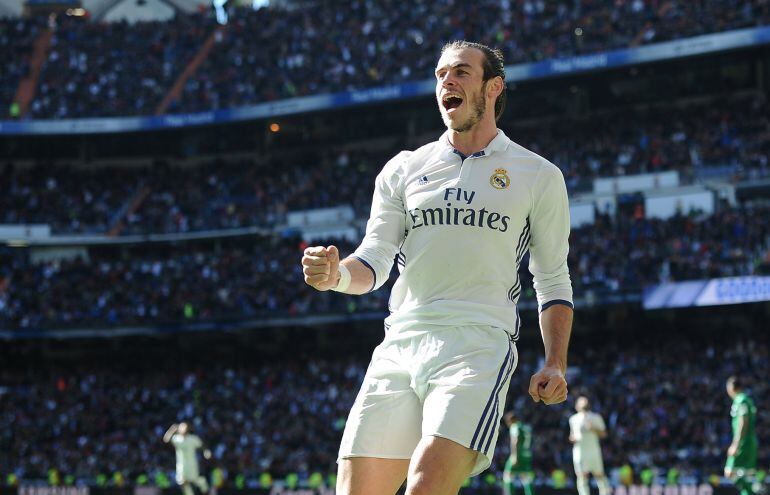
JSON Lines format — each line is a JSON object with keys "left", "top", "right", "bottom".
{"left": 1, "top": 333, "right": 767, "bottom": 488}
{"left": 30, "top": 14, "right": 215, "bottom": 118}
{"left": 1, "top": 0, "right": 768, "bottom": 117}
{"left": 1, "top": 203, "right": 769, "bottom": 331}
{"left": 0, "top": 16, "right": 46, "bottom": 119}
{"left": 0, "top": 237, "right": 390, "bottom": 331}
{"left": 2, "top": 95, "right": 768, "bottom": 235}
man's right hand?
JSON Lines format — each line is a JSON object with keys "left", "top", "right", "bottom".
{"left": 302, "top": 245, "right": 340, "bottom": 291}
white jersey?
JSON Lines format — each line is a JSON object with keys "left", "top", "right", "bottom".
{"left": 171, "top": 433, "right": 202, "bottom": 480}
{"left": 353, "top": 130, "right": 573, "bottom": 336}
{"left": 569, "top": 411, "right": 606, "bottom": 452}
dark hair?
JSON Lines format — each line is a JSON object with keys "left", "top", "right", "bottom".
{"left": 727, "top": 375, "right": 744, "bottom": 390}
{"left": 441, "top": 40, "right": 507, "bottom": 121}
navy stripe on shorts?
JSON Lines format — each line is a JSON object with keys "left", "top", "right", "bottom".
{"left": 469, "top": 338, "right": 514, "bottom": 451}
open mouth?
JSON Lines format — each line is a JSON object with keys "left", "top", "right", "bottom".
{"left": 442, "top": 94, "right": 464, "bottom": 112}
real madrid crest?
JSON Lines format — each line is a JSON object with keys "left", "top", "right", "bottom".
{"left": 490, "top": 168, "right": 510, "bottom": 189}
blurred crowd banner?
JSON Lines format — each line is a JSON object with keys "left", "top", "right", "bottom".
{"left": 1, "top": 26, "right": 769, "bottom": 135}
{"left": 644, "top": 276, "right": 770, "bottom": 309}
{"left": 0, "top": 485, "right": 740, "bottom": 495}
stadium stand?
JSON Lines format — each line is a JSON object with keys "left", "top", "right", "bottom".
{"left": 2, "top": 94, "right": 768, "bottom": 235}
{"left": 0, "top": 16, "right": 46, "bottom": 119}
{"left": 1, "top": 2, "right": 769, "bottom": 493}
{"left": 1, "top": 328, "right": 767, "bottom": 487}
{"left": 29, "top": 14, "right": 215, "bottom": 118}
{"left": 1, "top": 204, "right": 768, "bottom": 331}
{"left": 0, "top": 1, "right": 767, "bottom": 117}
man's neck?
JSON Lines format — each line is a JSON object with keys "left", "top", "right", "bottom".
{"left": 447, "top": 119, "right": 498, "bottom": 157}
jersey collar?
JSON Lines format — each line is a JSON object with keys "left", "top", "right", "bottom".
{"left": 440, "top": 129, "right": 510, "bottom": 159}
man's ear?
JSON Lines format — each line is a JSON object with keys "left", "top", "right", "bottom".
{"left": 487, "top": 76, "right": 504, "bottom": 99}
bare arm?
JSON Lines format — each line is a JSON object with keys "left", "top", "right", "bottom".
{"left": 509, "top": 434, "right": 518, "bottom": 463}
{"left": 596, "top": 428, "right": 608, "bottom": 440}
{"left": 540, "top": 304, "right": 573, "bottom": 373}
{"left": 732, "top": 416, "right": 747, "bottom": 449}
{"left": 528, "top": 304, "right": 573, "bottom": 404}
{"left": 729, "top": 415, "right": 747, "bottom": 456}
{"left": 163, "top": 424, "right": 178, "bottom": 443}
{"left": 736, "top": 415, "right": 747, "bottom": 442}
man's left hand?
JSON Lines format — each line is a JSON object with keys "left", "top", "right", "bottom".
{"left": 529, "top": 366, "right": 568, "bottom": 405}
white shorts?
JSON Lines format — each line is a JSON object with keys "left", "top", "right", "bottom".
{"left": 176, "top": 467, "right": 200, "bottom": 484}
{"left": 338, "top": 325, "right": 518, "bottom": 476}
{"left": 573, "top": 447, "right": 605, "bottom": 476}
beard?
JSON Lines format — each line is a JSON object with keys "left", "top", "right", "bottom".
{"left": 443, "top": 83, "right": 488, "bottom": 133}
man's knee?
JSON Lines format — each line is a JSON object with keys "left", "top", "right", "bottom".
{"left": 406, "top": 472, "right": 446, "bottom": 495}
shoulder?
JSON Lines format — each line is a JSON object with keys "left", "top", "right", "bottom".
{"left": 379, "top": 150, "right": 412, "bottom": 177}
{"left": 501, "top": 139, "right": 560, "bottom": 172}
{"left": 378, "top": 139, "right": 445, "bottom": 183}
{"left": 498, "top": 138, "right": 565, "bottom": 191}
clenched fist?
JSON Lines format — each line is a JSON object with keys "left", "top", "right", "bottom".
{"left": 301, "top": 245, "right": 340, "bottom": 291}
{"left": 529, "top": 365, "right": 568, "bottom": 405}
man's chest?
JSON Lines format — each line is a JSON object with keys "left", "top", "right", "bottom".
{"left": 401, "top": 158, "right": 532, "bottom": 230}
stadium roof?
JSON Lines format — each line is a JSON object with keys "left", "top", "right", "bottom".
{"left": 0, "top": 0, "right": 207, "bottom": 20}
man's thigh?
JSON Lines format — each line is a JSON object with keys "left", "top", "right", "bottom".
{"left": 583, "top": 453, "right": 606, "bottom": 477}
{"left": 339, "top": 342, "right": 422, "bottom": 461}
{"left": 337, "top": 457, "right": 410, "bottom": 495}
{"left": 420, "top": 326, "right": 517, "bottom": 476}
{"left": 406, "top": 436, "right": 478, "bottom": 495}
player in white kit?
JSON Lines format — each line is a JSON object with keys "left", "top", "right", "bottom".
{"left": 301, "top": 40, "right": 574, "bottom": 495}
{"left": 569, "top": 397, "right": 610, "bottom": 495}
{"left": 163, "top": 422, "right": 211, "bottom": 495}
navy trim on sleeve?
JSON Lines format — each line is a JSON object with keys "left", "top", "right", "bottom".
{"left": 351, "top": 255, "right": 377, "bottom": 293}
{"left": 540, "top": 299, "right": 574, "bottom": 312}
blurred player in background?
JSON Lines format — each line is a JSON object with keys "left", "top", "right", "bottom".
{"left": 503, "top": 411, "right": 535, "bottom": 495}
{"left": 725, "top": 376, "right": 759, "bottom": 495}
{"left": 569, "top": 396, "right": 610, "bottom": 495}
{"left": 302, "top": 40, "right": 573, "bottom": 495}
{"left": 163, "top": 422, "right": 212, "bottom": 495}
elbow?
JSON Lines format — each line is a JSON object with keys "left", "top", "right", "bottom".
{"left": 532, "top": 271, "right": 573, "bottom": 310}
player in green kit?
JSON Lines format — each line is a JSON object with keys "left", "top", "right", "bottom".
{"left": 503, "top": 412, "right": 535, "bottom": 495}
{"left": 725, "top": 376, "right": 759, "bottom": 495}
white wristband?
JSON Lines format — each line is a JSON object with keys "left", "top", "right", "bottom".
{"left": 332, "top": 264, "right": 351, "bottom": 293}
